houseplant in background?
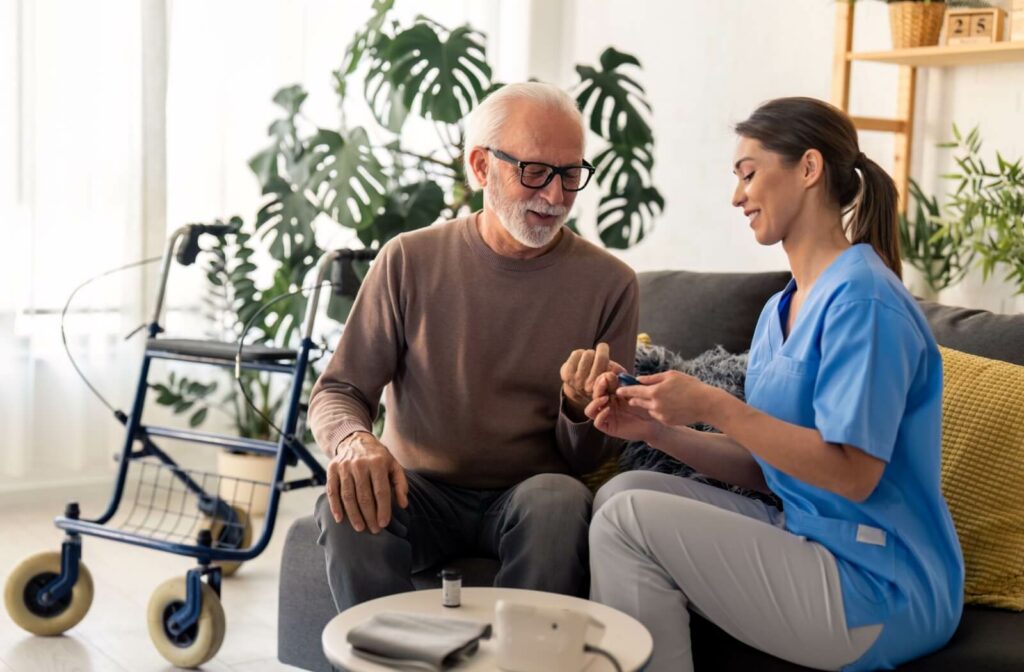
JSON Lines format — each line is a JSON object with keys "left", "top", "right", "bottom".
{"left": 899, "top": 178, "right": 974, "bottom": 299}
{"left": 936, "top": 124, "right": 1024, "bottom": 297}
{"left": 151, "top": 0, "right": 664, "bottom": 479}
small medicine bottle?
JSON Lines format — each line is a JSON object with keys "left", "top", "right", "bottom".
{"left": 440, "top": 568, "right": 462, "bottom": 608}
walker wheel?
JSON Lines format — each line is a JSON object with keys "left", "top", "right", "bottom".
{"left": 209, "top": 506, "right": 252, "bottom": 577}
{"left": 4, "top": 551, "right": 94, "bottom": 635}
{"left": 147, "top": 577, "right": 226, "bottom": 668}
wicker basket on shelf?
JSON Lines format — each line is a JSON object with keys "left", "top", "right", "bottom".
{"left": 889, "top": 1, "right": 947, "bottom": 48}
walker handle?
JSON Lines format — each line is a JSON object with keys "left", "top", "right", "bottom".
{"left": 175, "top": 218, "right": 242, "bottom": 266}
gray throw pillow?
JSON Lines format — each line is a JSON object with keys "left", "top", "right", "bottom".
{"left": 619, "top": 344, "right": 782, "bottom": 508}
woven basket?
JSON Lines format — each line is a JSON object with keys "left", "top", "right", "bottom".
{"left": 889, "top": 1, "right": 946, "bottom": 48}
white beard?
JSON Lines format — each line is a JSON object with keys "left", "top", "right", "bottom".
{"left": 485, "top": 180, "right": 569, "bottom": 249}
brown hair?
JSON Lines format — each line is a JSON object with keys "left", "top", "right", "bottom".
{"left": 735, "top": 97, "right": 901, "bottom": 278}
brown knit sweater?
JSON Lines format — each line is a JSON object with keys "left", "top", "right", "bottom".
{"left": 308, "top": 214, "right": 639, "bottom": 489}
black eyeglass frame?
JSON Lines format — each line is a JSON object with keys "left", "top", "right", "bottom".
{"left": 485, "top": 147, "right": 596, "bottom": 192}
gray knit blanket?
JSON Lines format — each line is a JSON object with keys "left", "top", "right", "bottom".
{"left": 620, "top": 344, "right": 781, "bottom": 507}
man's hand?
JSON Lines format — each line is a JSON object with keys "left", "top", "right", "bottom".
{"left": 325, "top": 431, "right": 409, "bottom": 534}
{"left": 586, "top": 371, "right": 663, "bottom": 444}
{"left": 560, "top": 343, "right": 622, "bottom": 414}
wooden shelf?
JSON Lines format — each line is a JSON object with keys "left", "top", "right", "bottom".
{"left": 849, "top": 40, "right": 1024, "bottom": 67}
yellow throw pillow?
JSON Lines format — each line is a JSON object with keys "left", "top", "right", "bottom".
{"left": 939, "top": 345, "right": 1024, "bottom": 610}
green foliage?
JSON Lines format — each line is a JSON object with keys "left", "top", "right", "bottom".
{"left": 899, "top": 178, "right": 974, "bottom": 293}
{"left": 936, "top": 124, "right": 1024, "bottom": 295}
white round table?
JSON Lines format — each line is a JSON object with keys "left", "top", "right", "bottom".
{"left": 322, "top": 587, "right": 653, "bottom": 671}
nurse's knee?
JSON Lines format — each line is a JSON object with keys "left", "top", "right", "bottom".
{"left": 594, "top": 470, "right": 676, "bottom": 512}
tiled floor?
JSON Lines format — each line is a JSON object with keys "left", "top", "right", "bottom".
{"left": 1, "top": 483, "right": 320, "bottom": 671}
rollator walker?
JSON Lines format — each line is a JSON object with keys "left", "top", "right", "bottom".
{"left": 3, "top": 222, "right": 375, "bottom": 667}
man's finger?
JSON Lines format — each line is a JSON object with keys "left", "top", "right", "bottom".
{"left": 339, "top": 471, "right": 366, "bottom": 532}
{"left": 369, "top": 463, "right": 393, "bottom": 529}
{"left": 609, "top": 360, "right": 627, "bottom": 374}
{"left": 575, "top": 350, "right": 595, "bottom": 390}
{"left": 561, "top": 350, "right": 583, "bottom": 383}
{"left": 391, "top": 460, "right": 409, "bottom": 509}
{"left": 325, "top": 466, "right": 344, "bottom": 524}
{"left": 637, "top": 372, "right": 667, "bottom": 384}
{"left": 352, "top": 466, "right": 380, "bottom": 534}
{"left": 586, "top": 343, "right": 610, "bottom": 393}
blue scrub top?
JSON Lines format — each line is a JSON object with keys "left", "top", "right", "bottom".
{"left": 745, "top": 244, "right": 964, "bottom": 670}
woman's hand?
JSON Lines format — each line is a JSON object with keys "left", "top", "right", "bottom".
{"left": 585, "top": 372, "right": 663, "bottom": 444}
{"left": 614, "top": 370, "right": 720, "bottom": 428}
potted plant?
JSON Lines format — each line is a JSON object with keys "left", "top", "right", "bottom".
{"left": 936, "top": 124, "right": 1024, "bottom": 297}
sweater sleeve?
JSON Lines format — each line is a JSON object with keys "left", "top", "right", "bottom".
{"left": 555, "top": 272, "right": 640, "bottom": 475}
{"left": 307, "top": 239, "right": 406, "bottom": 457}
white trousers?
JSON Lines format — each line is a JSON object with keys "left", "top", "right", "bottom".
{"left": 590, "top": 471, "right": 882, "bottom": 671}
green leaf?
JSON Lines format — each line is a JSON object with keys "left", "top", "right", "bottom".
{"left": 254, "top": 176, "right": 319, "bottom": 259}
{"left": 189, "top": 407, "right": 209, "bottom": 428}
{"left": 356, "top": 181, "right": 445, "bottom": 248}
{"left": 155, "top": 390, "right": 179, "bottom": 406}
{"left": 308, "top": 128, "right": 388, "bottom": 230}
{"left": 249, "top": 145, "right": 279, "bottom": 185}
{"left": 337, "top": 0, "right": 395, "bottom": 84}
{"left": 365, "top": 22, "right": 491, "bottom": 129}
{"left": 575, "top": 48, "right": 653, "bottom": 148}
{"left": 596, "top": 175, "right": 664, "bottom": 248}
{"left": 272, "top": 84, "right": 308, "bottom": 117}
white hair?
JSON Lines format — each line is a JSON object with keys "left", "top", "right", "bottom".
{"left": 463, "top": 82, "right": 585, "bottom": 190}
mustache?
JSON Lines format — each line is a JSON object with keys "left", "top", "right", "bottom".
{"left": 519, "top": 199, "right": 569, "bottom": 217}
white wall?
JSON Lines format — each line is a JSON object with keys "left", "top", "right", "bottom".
{"left": 543, "top": 0, "right": 1024, "bottom": 313}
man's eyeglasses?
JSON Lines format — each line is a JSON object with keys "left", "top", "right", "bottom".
{"left": 486, "top": 147, "right": 595, "bottom": 192}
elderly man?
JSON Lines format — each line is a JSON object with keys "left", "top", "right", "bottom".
{"left": 309, "top": 81, "right": 639, "bottom": 611}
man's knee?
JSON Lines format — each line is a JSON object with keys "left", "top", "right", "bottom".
{"left": 314, "top": 493, "right": 402, "bottom": 566}
{"left": 509, "top": 473, "right": 593, "bottom": 520}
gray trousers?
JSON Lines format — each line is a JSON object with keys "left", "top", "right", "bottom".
{"left": 590, "top": 471, "right": 882, "bottom": 672}
{"left": 315, "top": 471, "right": 592, "bottom": 611}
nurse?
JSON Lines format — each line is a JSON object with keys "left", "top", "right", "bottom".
{"left": 586, "top": 97, "right": 963, "bottom": 671}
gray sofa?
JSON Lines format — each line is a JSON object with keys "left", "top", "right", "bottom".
{"left": 279, "top": 269, "right": 1024, "bottom": 671}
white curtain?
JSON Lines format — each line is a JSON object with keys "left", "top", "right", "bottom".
{"left": 0, "top": 0, "right": 158, "bottom": 495}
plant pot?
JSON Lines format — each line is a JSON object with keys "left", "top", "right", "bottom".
{"left": 217, "top": 450, "right": 275, "bottom": 516}
{"left": 889, "top": 1, "right": 946, "bottom": 49}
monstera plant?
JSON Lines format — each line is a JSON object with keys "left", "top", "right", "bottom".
{"left": 154, "top": 0, "right": 664, "bottom": 437}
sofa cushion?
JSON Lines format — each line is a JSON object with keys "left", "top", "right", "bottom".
{"left": 637, "top": 270, "right": 791, "bottom": 357}
{"left": 939, "top": 346, "right": 1024, "bottom": 609}
{"left": 920, "top": 301, "right": 1024, "bottom": 366}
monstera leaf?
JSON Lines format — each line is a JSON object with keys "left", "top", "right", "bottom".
{"left": 365, "top": 20, "right": 491, "bottom": 131}
{"left": 249, "top": 85, "right": 312, "bottom": 187}
{"left": 592, "top": 143, "right": 655, "bottom": 192}
{"left": 597, "top": 174, "right": 664, "bottom": 249}
{"left": 336, "top": 0, "right": 395, "bottom": 100}
{"left": 307, "top": 127, "right": 388, "bottom": 230}
{"left": 254, "top": 175, "right": 319, "bottom": 261}
{"left": 575, "top": 48, "right": 653, "bottom": 148}
{"left": 576, "top": 48, "right": 660, "bottom": 247}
